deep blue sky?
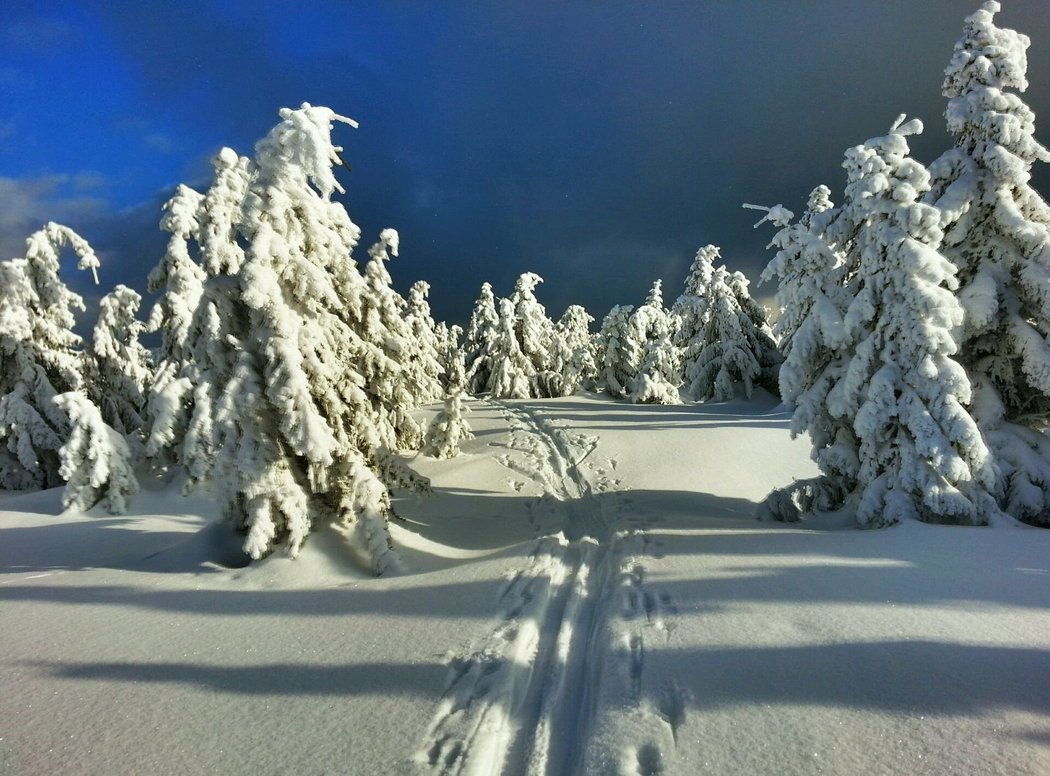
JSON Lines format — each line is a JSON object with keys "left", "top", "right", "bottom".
{"left": 3, "top": 1, "right": 1049, "bottom": 326}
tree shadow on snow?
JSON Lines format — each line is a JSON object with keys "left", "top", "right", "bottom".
{"left": 26, "top": 659, "right": 441, "bottom": 699}
{"left": 0, "top": 517, "right": 250, "bottom": 576}
{"left": 639, "top": 640, "right": 1050, "bottom": 716}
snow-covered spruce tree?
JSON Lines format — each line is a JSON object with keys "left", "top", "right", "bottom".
{"left": 925, "top": 1, "right": 1050, "bottom": 525}
{"left": 727, "top": 270, "right": 781, "bottom": 394}
{"left": 53, "top": 391, "right": 138, "bottom": 514}
{"left": 629, "top": 280, "right": 681, "bottom": 404}
{"left": 751, "top": 188, "right": 837, "bottom": 356}
{"left": 509, "top": 272, "right": 559, "bottom": 396}
{"left": 756, "top": 130, "right": 909, "bottom": 520}
{"left": 169, "top": 105, "right": 416, "bottom": 571}
{"left": 170, "top": 147, "right": 253, "bottom": 488}
{"left": 781, "top": 117, "right": 1001, "bottom": 526}
{"left": 550, "top": 304, "right": 596, "bottom": 396}
{"left": 84, "top": 285, "right": 153, "bottom": 441}
{"left": 750, "top": 191, "right": 857, "bottom": 515}
{"left": 422, "top": 390, "right": 473, "bottom": 459}
{"left": 144, "top": 184, "right": 206, "bottom": 463}
{"left": 486, "top": 297, "right": 534, "bottom": 398}
{"left": 357, "top": 230, "right": 425, "bottom": 452}
{"left": 686, "top": 264, "right": 767, "bottom": 402}
{"left": 464, "top": 282, "right": 501, "bottom": 395}
{"left": 593, "top": 304, "right": 636, "bottom": 398}
{"left": 422, "top": 352, "right": 474, "bottom": 459}
{"left": 0, "top": 223, "right": 100, "bottom": 489}
{"left": 435, "top": 322, "right": 463, "bottom": 390}
{"left": 674, "top": 244, "right": 719, "bottom": 391}
{"left": 404, "top": 280, "right": 444, "bottom": 404}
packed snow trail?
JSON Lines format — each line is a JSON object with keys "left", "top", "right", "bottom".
{"left": 418, "top": 399, "right": 682, "bottom": 776}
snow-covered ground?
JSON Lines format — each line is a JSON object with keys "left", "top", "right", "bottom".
{"left": 2, "top": 394, "right": 1049, "bottom": 776}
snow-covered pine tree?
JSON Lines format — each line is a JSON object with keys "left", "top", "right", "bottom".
{"left": 757, "top": 129, "right": 909, "bottom": 520}
{"left": 422, "top": 353, "right": 474, "bottom": 459}
{"left": 53, "top": 391, "right": 139, "bottom": 514}
{"left": 509, "top": 272, "right": 558, "bottom": 396}
{"left": 435, "top": 322, "right": 463, "bottom": 390}
{"left": 144, "top": 184, "right": 206, "bottom": 463}
{"left": 686, "top": 263, "right": 768, "bottom": 402}
{"left": 781, "top": 116, "right": 1000, "bottom": 527}
{"left": 751, "top": 188, "right": 837, "bottom": 358}
{"left": 0, "top": 223, "right": 100, "bottom": 489}
{"left": 84, "top": 285, "right": 153, "bottom": 441}
{"left": 404, "top": 280, "right": 445, "bottom": 404}
{"left": 161, "top": 104, "right": 414, "bottom": 572}
{"left": 550, "top": 304, "right": 596, "bottom": 397}
{"left": 464, "top": 282, "right": 501, "bottom": 395}
{"left": 925, "top": 1, "right": 1050, "bottom": 525}
{"left": 674, "top": 244, "right": 719, "bottom": 392}
{"left": 357, "top": 229, "right": 425, "bottom": 452}
{"left": 486, "top": 297, "right": 534, "bottom": 398}
{"left": 173, "top": 147, "right": 253, "bottom": 488}
{"left": 444, "top": 338, "right": 467, "bottom": 390}
{"left": 750, "top": 191, "right": 857, "bottom": 517}
{"left": 422, "top": 390, "right": 473, "bottom": 459}
{"left": 593, "top": 304, "right": 636, "bottom": 398}
{"left": 629, "top": 280, "right": 681, "bottom": 404}
{"left": 727, "top": 270, "right": 781, "bottom": 394}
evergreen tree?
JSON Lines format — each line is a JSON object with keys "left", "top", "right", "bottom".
{"left": 509, "top": 272, "right": 554, "bottom": 374}
{"left": 144, "top": 184, "right": 206, "bottom": 462}
{"left": 758, "top": 129, "right": 903, "bottom": 518}
{"left": 764, "top": 117, "right": 1001, "bottom": 526}
{"left": 486, "top": 297, "right": 534, "bottom": 398}
{"left": 629, "top": 280, "right": 681, "bottom": 404}
{"left": 84, "top": 285, "right": 153, "bottom": 440}
{"left": 727, "top": 270, "right": 781, "bottom": 393}
{"left": 464, "top": 282, "right": 500, "bottom": 395}
{"left": 404, "top": 280, "right": 445, "bottom": 404}
{"left": 422, "top": 389, "right": 473, "bottom": 459}
{"left": 169, "top": 147, "right": 254, "bottom": 486}
{"left": 358, "top": 230, "right": 425, "bottom": 451}
{"left": 674, "top": 245, "right": 719, "bottom": 391}
{"left": 158, "top": 105, "right": 414, "bottom": 572}
{"left": 752, "top": 188, "right": 838, "bottom": 361}
{"left": 925, "top": 1, "right": 1050, "bottom": 524}
{"left": 593, "top": 304, "right": 635, "bottom": 398}
{"left": 0, "top": 224, "right": 100, "bottom": 489}
{"left": 435, "top": 322, "right": 463, "bottom": 391}
{"left": 686, "top": 265, "right": 766, "bottom": 402}
{"left": 54, "top": 391, "right": 139, "bottom": 515}
{"left": 423, "top": 352, "right": 474, "bottom": 459}
{"left": 751, "top": 191, "right": 856, "bottom": 515}
{"left": 550, "top": 304, "right": 596, "bottom": 397}
{"left": 507, "top": 271, "right": 568, "bottom": 396}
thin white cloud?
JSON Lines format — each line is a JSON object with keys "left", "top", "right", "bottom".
{"left": 143, "top": 132, "right": 179, "bottom": 154}
{"left": 0, "top": 174, "right": 109, "bottom": 260}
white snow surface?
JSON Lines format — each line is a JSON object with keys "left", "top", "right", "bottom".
{"left": 2, "top": 393, "right": 1049, "bottom": 775}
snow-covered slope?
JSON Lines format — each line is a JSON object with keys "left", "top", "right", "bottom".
{"left": 1, "top": 393, "right": 1048, "bottom": 776}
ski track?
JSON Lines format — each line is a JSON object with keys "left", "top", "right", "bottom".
{"left": 418, "top": 399, "right": 683, "bottom": 776}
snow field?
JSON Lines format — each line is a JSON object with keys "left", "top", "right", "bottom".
{"left": 1, "top": 395, "right": 1049, "bottom": 775}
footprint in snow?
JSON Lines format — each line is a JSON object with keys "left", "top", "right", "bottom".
{"left": 654, "top": 682, "right": 689, "bottom": 746}
{"left": 634, "top": 742, "right": 664, "bottom": 776}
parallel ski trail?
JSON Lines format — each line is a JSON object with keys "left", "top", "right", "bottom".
{"left": 418, "top": 399, "right": 681, "bottom": 776}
